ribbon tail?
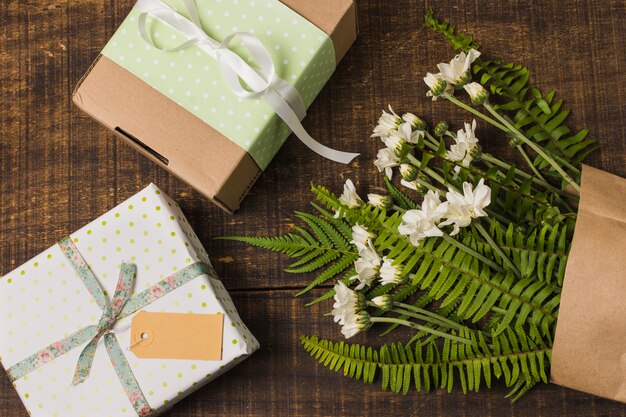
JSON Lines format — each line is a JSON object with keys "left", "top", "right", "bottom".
{"left": 71, "top": 338, "right": 100, "bottom": 385}
{"left": 105, "top": 333, "right": 153, "bottom": 416}
{"left": 264, "top": 90, "right": 359, "bottom": 164}
{"left": 272, "top": 78, "right": 307, "bottom": 121}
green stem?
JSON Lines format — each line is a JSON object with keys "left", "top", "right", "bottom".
{"left": 388, "top": 307, "right": 460, "bottom": 330}
{"left": 412, "top": 177, "right": 437, "bottom": 193}
{"left": 392, "top": 205, "right": 406, "bottom": 213}
{"left": 424, "top": 131, "right": 443, "bottom": 150}
{"left": 481, "top": 153, "right": 574, "bottom": 199}
{"left": 394, "top": 302, "right": 464, "bottom": 330}
{"left": 473, "top": 221, "right": 521, "bottom": 278}
{"left": 496, "top": 112, "right": 581, "bottom": 176}
{"left": 369, "top": 317, "right": 470, "bottom": 344}
{"left": 443, "top": 93, "right": 508, "bottom": 131}
{"left": 483, "top": 102, "right": 580, "bottom": 192}
{"left": 516, "top": 145, "right": 548, "bottom": 184}
{"left": 442, "top": 233, "right": 503, "bottom": 273}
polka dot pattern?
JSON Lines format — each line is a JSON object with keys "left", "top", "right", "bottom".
{"left": 0, "top": 183, "right": 259, "bottom": 417}
{"left": 101, "top": 0, "right": 336, "bottom": 170}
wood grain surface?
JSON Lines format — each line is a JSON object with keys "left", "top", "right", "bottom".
{"left": 1, "top": 0, "right": 625, "bottom": 416}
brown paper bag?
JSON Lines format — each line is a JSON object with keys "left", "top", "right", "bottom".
{"left": 551, "top": 164, "right": 626, "bottom": 402}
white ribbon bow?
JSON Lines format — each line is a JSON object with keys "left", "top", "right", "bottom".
{"left": 134, "top": 0, "right": 359, "bottom": 164}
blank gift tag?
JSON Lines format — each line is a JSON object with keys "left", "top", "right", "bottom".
{"left": 130, "top": 311, "right": 224, "bottom": 360}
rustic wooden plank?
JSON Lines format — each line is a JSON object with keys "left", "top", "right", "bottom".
{"left": 1, "top": 0, "right": 625, "bottom": 416}
{"left": 2, "top": 289, "right": 625, "bottom": 416}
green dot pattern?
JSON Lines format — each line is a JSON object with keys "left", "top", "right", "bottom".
{"left": 0, "top": 184, "right": 260, "bottom": 416}
{"left": 101, "top": 0, "right": 336, "bottom": 170}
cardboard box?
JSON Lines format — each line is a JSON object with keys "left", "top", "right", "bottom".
{"left": 0, "top": 184, "right": 259, "bottom": 416}
{"left": 73, "top": 0, "right": 358, "bottom": 213}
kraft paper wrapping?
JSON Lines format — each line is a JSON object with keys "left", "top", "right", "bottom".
{"left": 551, "top": 164, "right": 626, "bottom": 403}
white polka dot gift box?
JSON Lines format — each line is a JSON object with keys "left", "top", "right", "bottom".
{"left": 73, "top": 0, "right": 358, "bottom": 213}
{"left": 0, "top": 183, "right": 259, "bottom": 417}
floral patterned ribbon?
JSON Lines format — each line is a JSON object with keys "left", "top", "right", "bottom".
{"left": 6, "top": 237, "right": 214, "bottom": 417}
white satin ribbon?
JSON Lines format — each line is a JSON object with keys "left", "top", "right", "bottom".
{"left": 134, "top": 0, "right": 359, "bottom": 164}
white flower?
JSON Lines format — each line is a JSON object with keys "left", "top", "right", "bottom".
{"left": 437, "top": 49, "right": 481, "bottom": 86}
{"left": 371, "top": 294, "right": 394, "bottom": 312}
{"left": 338, "top": 179, "right": 362, "bottom": 208}
{"left": 382, "top": 132, "right": 405, "bottom": 152}
{"left": 379, "top": 257, "right": 403, "bottom": 286}
{"left": 341, "top": 311, "right": 371, "bottom": 339}
{"left": 446, "top": 143, "right": 471, "bottom": 169}
{"left": 350, "top": 224, "right": 373, "bottom": 252}
{"left": 399, "top": 164, "right": 418, "bottom": 182}
{"left": 401, "top": 112, "right": 425, "bottom": 130}
{"left": 350, "top": 241, "right": 381, "bottom": 290}
{"left": 332, "top": 281, "right": 359, "bottom": 326}
{"left": 341, "top": 320, "right": 361, "bottom": 338}
{"left": 398, "top": 190, "right": 448, "bottom": 246}
{"left": 440, "top": 179, "right": 492, "bottom": 235}
{"left": 395, "top": 121, "right": 423, "bottom": 144}
{"left": 424, "top": 72, "right": 450, "bottom": 100}
{"left": 446, "top": 120, "right": 479, "bottom": 171}
{"left": 400, "top": 179, "right": 418, "bottom": 191}
{"left": 371, "top": 105, "right": 401, "bottom": 138}
{"left": 463, "top": 82, "right": 488, "bottom": 104}
{"left": 374, "top": 148, "right": 400, "bottom": 180}
{"left": 367, "top": 193, "right": 392, "bottom": 210}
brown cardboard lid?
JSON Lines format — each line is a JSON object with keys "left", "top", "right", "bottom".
{"left": 73, "top": 0, "right": 357, "bottom": 213}
{"left": 282, "top": 0, "right": 357, "bottom": 63}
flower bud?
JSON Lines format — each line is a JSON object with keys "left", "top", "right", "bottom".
{"left": 455, "top": 70, "right": 473, "bottom": 88}
{"left": 355, "top": 292, "right": 367, "bottom": 311}
{"left": 355, "top": 311, "right": 373, "bottom": 331}
{"left": 470, "top": 144, "right": 483, "bottom": 161}
{"left": 402, "top": 113, "right": 427, "bottom": 131}
{"left": 463, "top": 82, "right": 489, "bottom": 105}
{"left": 400, "top": 164, "right": 419, "bottom": 182}
{"left": 367, "top": 193, "right": 393, "bottom": 210}
{"left": 382, "top": 134, "right": 406, "bottom": 153}
{"left": 434, "top": 121, "right": 449, "bottom": 137}
{"left": 424, "top": 72, "right": 448, "bottom": 98}
{"left": 394, "top": 142, "right": 413, "bottom": 160}
{"left": 508, "top": 136, "right": 523, "bottom": 147}
{"left": 370, "top": 294, "right": 394, "bottom": 312}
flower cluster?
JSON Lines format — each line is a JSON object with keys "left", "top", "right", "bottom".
{"left": 371, "top": 106, "right": 426, "bottom": 179}
{"left": 445, "top": 119, "right": 480, "bottom": 172}
{"left": 331, "top": 281, "right": 372, "bottom": 338}
{"left": 348, "top": 224, "right": 403, "bottom": 290}
{"left": 423, "top": 49, "right": 481, "bottom": 100}
{"left": 399, "top": 179, "right": 491, "bottom": 244}
{"left": 330, "top": 223, "right": 409, "bottom": 339}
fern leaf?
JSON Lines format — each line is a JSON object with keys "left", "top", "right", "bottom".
{"left": 301, "top": 327, "right": 551, "bottom": 400}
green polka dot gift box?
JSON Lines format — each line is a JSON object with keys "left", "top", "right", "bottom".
{"left": 0, "top": 183, "right": 259, "bottom": 417}
{"left": 73, "top": 0, "right": 358, "bottom": 213}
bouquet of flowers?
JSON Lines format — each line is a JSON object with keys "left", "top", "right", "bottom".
{"left": 225, "top": 12, "right": 601, "bottom": 400}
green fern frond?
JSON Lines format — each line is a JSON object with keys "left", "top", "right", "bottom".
{"left": 301, "top": 328, "right": 550, "bottom": 399}
{"left": 384, "top": 176, "right": 417, "bottom": 210}
{"left": 310, "top": 184, "right": 559, "bottom": 337}
{"left": 487, "top": 221, "right": 569, "bottom": 285}
{"left": 478, "top": 60, "right": 598, "bottom": 176}
{"left": 425, "top": 11, "right": 597, "bottom": 176}
{"left": 221, "top": 212, "right": 358, "bottom": 295}
{"left": 424, "top": 10, "right": 479, "bottom": 52}
{"left": 218, "top": 234, "right": 315, "bottom": 256}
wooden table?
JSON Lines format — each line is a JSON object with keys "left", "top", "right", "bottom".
{"left": 1, "top": 0, "right": 625, "bottom": 416}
